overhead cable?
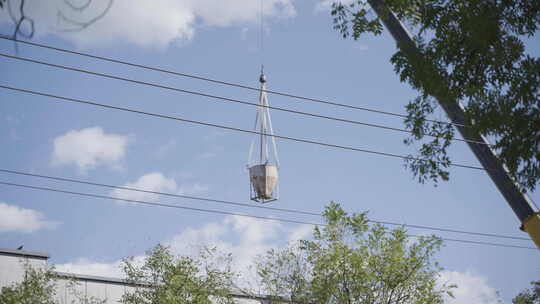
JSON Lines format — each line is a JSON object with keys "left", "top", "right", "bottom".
{"left": 0, "top": 84, "right": 486, "bottom": 171}
{"left": 0, "top": 180, "right": 535, "bottom": 250}
{"left": 0, "top": 181, "right": 321, "bottom": 226}
{"left": 0, "top": 168, "right": 318, "bottom": 217}
{"left": 0, "top": 168, "right": 530, "bottom": 241}
{"left": 0, "top": 52, "right": 485, "bottom": 145}
{"left": 0, "top": 36, "right": 463, "bottom": 127}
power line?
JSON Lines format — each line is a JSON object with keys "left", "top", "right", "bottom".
{"left": 0, "top": 52, "right": 485, "bottom": 145}
{"left": 431, "top": 237, "right": 535, "bottom": 250}
{"left": 0, "top": 180, "right": 535, "bottom": 250}
{"left": 0, "top": 168, "right": 530, "bottom": 241}
{"left": 0, "top": 36, "right": 463, "bottom": 127}
{"left": 0, "top": 180, "right": 321, "bottom": 226}
{"left": 0, "top": 84, "right": 486, "bottom": 171}
{"left": 0, "top": 168, "right": 318, "bottom": 217}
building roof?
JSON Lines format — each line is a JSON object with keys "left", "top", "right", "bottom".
{"left": 0, "top": 248, "right": 50, "bottom": 260}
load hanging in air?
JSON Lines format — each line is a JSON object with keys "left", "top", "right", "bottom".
{"left": 248, "top": 69, "right": 279, "bottom": 203}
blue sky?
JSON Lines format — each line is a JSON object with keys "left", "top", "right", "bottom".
{"left": 0, "top": 1, "right": 539, "bottom": 303}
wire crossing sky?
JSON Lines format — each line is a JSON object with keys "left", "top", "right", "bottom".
{"left": 0, "top": 51, "right": 485, "bottom": 145}
{"left": 0, "top": 36, "right": 468, "bottom": 127}
{"left": 0, "top": 181, "right": 536, "bottom": 251}
{"left": 0, "top": 168, "right": 530, "bottom": 241}
{"left": 0, "top": 84, "right": 486, "bottom": 170}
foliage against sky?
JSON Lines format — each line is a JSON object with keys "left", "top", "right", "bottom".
{"left": 257, "top": 202, "right": 454, "bottom": 303}
{"left": 332, "top": 0, "right": 540, "bottom": 191}
{"left": 513, "top": 281, "right": 540, "bottom": 304}
{"left": 121, "top": 244, "right": 235, "bottom": 304}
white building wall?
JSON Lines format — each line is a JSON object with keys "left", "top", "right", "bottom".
{"left": 53, "top": 278, "right": 128, "bottom": 304}
{"left": 0, "top": 250, "right": 48, "bottom": 289}
{"left": 0, "top": 249, "right": 264, "bottom": 304}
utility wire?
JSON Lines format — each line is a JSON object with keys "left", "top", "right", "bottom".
{"left": 0, "top": 84, "right": 486, "bottom": 171}
{"left": 0, "top": 168, "right": 530, "bottom": 241}
{"left": 0, "top": 180, "right": 535, "bottom": 250}
{"left": 0, "top": 52, "right": 485, "bottom": 145}
{"left": 0, "top": 181, "right": 321, "bottom": 226}
{"left": 260, "top": 0, "right": 264, "bottom": 67}
{"left": 0, "top": 168, "right": 318, "bottom": 217}
{"left": 0, "top": 36, "right": 468, "bottom": 129}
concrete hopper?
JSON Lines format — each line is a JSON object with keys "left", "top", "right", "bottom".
{"left": 249, "top": 163, "right": 278, "bottom": 202}
{"left": 247, "top": 68, "right": 279, "bottom": 203}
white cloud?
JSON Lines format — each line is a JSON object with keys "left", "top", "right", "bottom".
{"left": 1, "top": 0, "right": 296, "bottom": 49}
{"left": 166, "top": 216, "right": 313, "bottom": 271}
{"left": 52, "top": 127, "right": 129, "bottom": 173}
{"left": 163, "top": 214, "right": 288, "bottom": 272}
{"left": 112, "top": 172, "right": 209, "bottom": 202}
{"left": 438, "top": 271, "right": 502, "bottom": 304}
{"left": 287, "top": 224, "right": 312, "bottom": 243}
{"left": 188, "top": 0, "right": 296, "bottom": 27}
{"left": 112, "top": 172, "right": 178, "bottom": 202}
{"left": 0, "top": 202, "right": 58, "bottom": 233}
{"left": 55, "top": 215, "right": 313, "bottom": 281}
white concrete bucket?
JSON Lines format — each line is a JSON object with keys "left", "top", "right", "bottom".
{"left": 249, "top": 164, "right": 278, "bottom": 200}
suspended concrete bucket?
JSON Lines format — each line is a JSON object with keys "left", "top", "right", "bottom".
{"left": 249, "top": 163, "right": 278, "bottom": 203}
{"left": 247, "top": 69, "right": 280, "bottom": 203}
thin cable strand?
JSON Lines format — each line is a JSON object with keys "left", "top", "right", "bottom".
{"left": 0, "top": 168, "right": 530, "bottom": 241}
{"left": 0, "top": 36, "right": 468, "bottom": 128}
{"left": 0, "top": 84, "right": 486, "bottom": 170}
{"left": 0, "top": 52, "right": 485, "bottom": 145}
{"left": 0, "top": 181, "right": 535, "bottom": 250}
{"left": 260, "top": 0, "right": 264, "bottom": 66}
{"left": 0, "top": 168, "right": 318, "bottom": 216}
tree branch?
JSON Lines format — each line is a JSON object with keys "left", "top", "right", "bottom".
{"left": 6, "top": 0, "right": 34, "bottom": 40}
{"left": 57, "top": 0, "right": 113, "bottom": 32}
{"left": 63, "top": 0, "right": 92, "bottom": 11}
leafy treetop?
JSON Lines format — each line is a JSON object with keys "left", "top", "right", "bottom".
{"left": 514, "top": 281, "right": 540, "bottom": 304}
{"left": 332, "top": 0, "right": 540, "bottom": 191}
{"left": 256, "top": 201, "right": 454, "bottom": 304}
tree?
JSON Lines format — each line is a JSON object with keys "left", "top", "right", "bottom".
{"left": 120, "top": 244, "right": 236, "bottom": 304}
{"left": 514, "top": 281, "right": 540, "bottom": 304}
{"left": 0, "top": 262, "right": 105, "bottom": 304}
{"left": 331, "top": 0, "right": 540, "bottom": 191}
{"left": 256, "top": 202, "right": 454, "bottom": 304}
{"left": 0, "top": 0, "right": 113, "bottom": 41}
{"left": 0, "top": 263, "right": 57, "bottom": 304}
